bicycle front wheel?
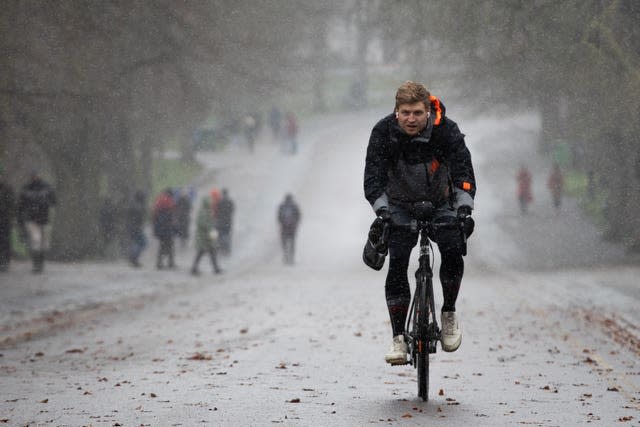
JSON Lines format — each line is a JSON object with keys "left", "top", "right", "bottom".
{"left": 415, "top": 277, "right": 429, "bottom": 401}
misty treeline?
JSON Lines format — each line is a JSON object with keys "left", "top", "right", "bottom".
{"left": 376, "top": 0, "right": 639, "bottom": 250}
{"left": 1, "top": 1, "right": 639, "bottom": 260}
{"left": 0, "top": 0, "right": 340, "bottom": 259}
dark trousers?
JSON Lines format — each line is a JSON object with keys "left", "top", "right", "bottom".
{"left": 281, "top": 232, "right": 296, "bottom": 264}
{"left": 191, "top": 246, "right": 221, "bottom": 273}
{"left": 384, "top": 205, "right": 466, "bottom": 337}
{"left": 156, "top": 237, "right": 175, "bottom": 268}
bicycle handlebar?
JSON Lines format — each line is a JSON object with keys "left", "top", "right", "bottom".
{"left": 387, "top": 216, "right": 468, "bottom": 245}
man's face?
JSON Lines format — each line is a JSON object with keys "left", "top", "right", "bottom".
{"left": 396, "top": 102, "right": 430, "bottom": 136}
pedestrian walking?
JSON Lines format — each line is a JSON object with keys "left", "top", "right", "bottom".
{"left": 547, "top": 163, "right": 564, "bottom": 211}
{"left": 0, "top": 166, "right": 16, "bottom": 272}
{"left": 283, "top": 112, "right": 298, "bottom": 155}
{"left": 215, "top": 188, "right": 235, "bottom": 256}
{"left": 277, "top": 193, "right": 301, "bottom": 265}
{"left": 516, "top": 164, "right": 533, "bottom": 214}
{"left": 17, "top": 171, "right": 57, "bottom": 273}
{"left": 269, "top": 106, "right": 282, "bottom": 141}
{"left": 126, "top": 190, "right": 147, "bottom": 268}
{"left": 243, "top": 113, "right": 258, "bottom": 153}
{"left": 190, "top": 198, "right": 223, "bottom": 276}
{"left": 152, "top": 188, "right": 177, "bottom": 269}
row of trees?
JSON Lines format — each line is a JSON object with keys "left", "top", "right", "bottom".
{"left": 1, "top": 0, "right": 341, "bottom": 259}
{"left": 371, "top": 0, "right": 640, "bottom": 250}
{"left": 2, "top": 1, "right": 638, "bottom": 257}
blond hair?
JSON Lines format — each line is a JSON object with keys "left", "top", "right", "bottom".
{"left": 395, "top": 81, "right": 430, "bottom": 111}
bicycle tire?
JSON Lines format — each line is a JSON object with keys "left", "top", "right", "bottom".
{"left": 415, "top": 276, "right": 429, "bottom": 401}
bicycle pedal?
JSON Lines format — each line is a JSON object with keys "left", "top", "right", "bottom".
{"left": 389, "top": 359, "right": 410, "bottom": 366}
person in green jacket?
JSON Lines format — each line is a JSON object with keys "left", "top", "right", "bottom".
{"left": 190, "top": 197, "right": 223, "bottom": 276}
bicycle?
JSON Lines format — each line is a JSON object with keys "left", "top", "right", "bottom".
{"left": 395, "top": 201, "right": 466, "bottom": 401}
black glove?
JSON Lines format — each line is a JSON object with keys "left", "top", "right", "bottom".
{"left": 457, "top": 205, "right": 472, "bottom": 218}
{"left": 375, "top": 207, "right": 391, "bottom": 222}
{"left": 457, "top": 205, "right": 474, "bottom": 237}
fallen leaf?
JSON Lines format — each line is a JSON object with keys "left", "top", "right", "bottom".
{"left": 66, "top": 348, "right": 84, "bottom": 354}
{"left": 240, "top": 328, "right": 248, "bottom": 334}
{"left": 288, "top": 398, "right": 300, "bottom": 403}
{"left": 439, "top": 389, "right": 444, "bottom": 396}
{"left": 188, "top": 352, "right": 212, "bottom": 361}
{"left": 608, "top": 387, "right": 620, "bottom": 392}
{"left": 40, "top": 399, "right": 48, "bottom": 403}
{"left": 401, "top": 413, "right": 412, "bottom": 418}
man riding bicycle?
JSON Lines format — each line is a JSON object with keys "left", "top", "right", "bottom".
{"left": 363, "top": 81, "right": 476, "bottom": 364}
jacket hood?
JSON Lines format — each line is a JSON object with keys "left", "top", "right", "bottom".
{"left": 429, "top": 95, "right": 445, "bottom": 126}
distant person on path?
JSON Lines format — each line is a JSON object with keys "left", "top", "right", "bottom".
{"left": 17, "top": 171, "right": 57, "bottom": 274}
{"left": 152, "top": 188, "right": 177, "bottom": 269}
{"left": 277, "top": 193, "right": 301, "bottom": 265}
{"left": 269, "top": 106, "right": 282, "bottom": 141}
{"left": 215, "top": 188, "right": 235, "bottom": 256}
{"left": 190, "top": 198, "right": 222, "bottom": 276}
{"left": 126, "top": 190, "right": 147, "bottom": 268}
{"left": 243, "top": 113, "right": 258, "bottom": 153}
{"left": 363, "top": 81, "right": 476, "bottom": 364}
{"left": 175, "top": 189, "right": 192, "bottom": 248}
{"left": 0, "top": 166, "right": 16, "bottom": 272}
{"left": 547, "top": 163, "right": 564, "bottom": 211}
{"left": 516, "top": 164, "right": 533, "bottom": 214}
{"left": 283, "top": 112, "right": 298, "bottom": 155}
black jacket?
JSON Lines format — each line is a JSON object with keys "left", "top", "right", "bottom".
{"left": 18, "top": 178, "right": 57, "bottom": 225}
{"left": 364, "top": 98, "right": 475, "bottom": 210}
{"left": 215, "top": 197, "right": 235, "bottom": 231}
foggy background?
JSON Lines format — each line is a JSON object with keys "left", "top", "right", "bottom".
{"left": 1, "top": 0, "right": 639, "bottom": 260}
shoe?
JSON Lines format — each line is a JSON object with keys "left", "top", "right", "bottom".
{"left": 440, "top": 311, "right": 462, "bottom": 352}
{"left": 384, "top": 335, "right": 408, "bottom": 365}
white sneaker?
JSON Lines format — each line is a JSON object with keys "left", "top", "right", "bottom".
{"left": 440, "top": 311, "right": 462, "bottom": 352}
{"left": 384, "top": 335, "right": 408, "bottom": 365}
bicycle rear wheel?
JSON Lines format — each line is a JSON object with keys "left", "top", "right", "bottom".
{"left": 415, "top": 277, "right": 429, "bottom": 401}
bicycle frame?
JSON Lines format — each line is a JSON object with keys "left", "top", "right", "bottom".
{"left": 405, "top": 223, "right": 441, "bottom": 347}
{"left": 404, "top": 219, "right": 444, "bottom": 401}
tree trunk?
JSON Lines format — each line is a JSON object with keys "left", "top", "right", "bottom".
{"left": 49, "top": 116, "right": 102, "bottom": 260}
